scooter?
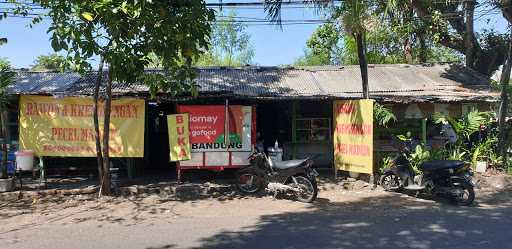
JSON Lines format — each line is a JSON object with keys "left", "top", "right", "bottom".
{"left": 380, "top": 143, "right": 475, "bottom": 206}
{"left": 235, "top": 150, "right": 319, "bottom": 203}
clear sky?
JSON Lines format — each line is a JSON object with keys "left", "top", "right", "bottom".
{"left": 0, "top": 2, "right": 509, "bottom": 68}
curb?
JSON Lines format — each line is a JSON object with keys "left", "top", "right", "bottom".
{"left": 0, "top": 183, "right": 236, "bottom": 202}
{"left": 0, "top": 186, "right": 98, "bottom": 201}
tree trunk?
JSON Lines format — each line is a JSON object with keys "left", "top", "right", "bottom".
{"left": 498, "top": 35, "right": 512, "bottom": 159}
{"left": 93, "top": 57, "right": 104, "bottom": 190}
{"left": 411, "top": 0, "right": 507, "bottom": 76}
{"left": 418, "top": 32, "right": 427, "bottom": 63}
{"left": 404, "top": 37, "right": 413, "bottom": 64}
{"left": 355, "top": 32, "right": 369, "bottom": 99}
{"left": 100, "top": 68, "right": 113, "bottom": 196}
{"left": 499, "top": 0, "right": 512, "bottom": 24}
{"left": 464, "top": 0, "right": 476, "bottom": 69}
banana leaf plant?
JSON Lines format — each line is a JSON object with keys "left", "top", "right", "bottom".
{"left": 432, "top": 110, "right": 491, "bottom": 144}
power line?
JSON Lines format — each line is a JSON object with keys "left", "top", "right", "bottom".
{"left": 0, "top": 1, "right": 506, "bottom": 26}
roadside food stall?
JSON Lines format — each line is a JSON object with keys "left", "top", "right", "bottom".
{"left": 168, "top": 103, "right": 256, "bottom": 182}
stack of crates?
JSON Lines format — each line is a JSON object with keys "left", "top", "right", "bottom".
{"left": 0, "top": 143, "right": 17, "bottom": 175}
{"left": 7, "top": 150, "right": 15, "bottom": 174}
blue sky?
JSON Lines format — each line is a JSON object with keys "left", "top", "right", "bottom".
{"left": 0, "top": 3, "right": 509, "bottom": 68}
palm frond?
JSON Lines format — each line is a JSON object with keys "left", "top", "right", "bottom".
{"left": 263, "top": 0, "right": 333, "bottom": 26}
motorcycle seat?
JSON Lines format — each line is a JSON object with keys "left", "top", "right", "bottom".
{"left": 272, "top": 159, "right": 308, "bottom": 170}
{"left": 421, "top": 160, "right": 465, "bottom": 171}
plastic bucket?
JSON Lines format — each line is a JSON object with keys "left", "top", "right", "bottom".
{"left": 15, "top": 150, "right": 34, "bottom": 171}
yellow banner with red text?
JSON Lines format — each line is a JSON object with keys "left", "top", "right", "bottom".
{"left": 333, "top": 99, "right": 374, "bottom": 174}
{"left": 167, "top": 114, "right": 191, "bottom": 161}
{"left": 19, "top": 95, "right": 145, "bottom": 157}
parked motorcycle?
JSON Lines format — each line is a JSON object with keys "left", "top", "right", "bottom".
{"left": 235, "top": 151, "right": 319, "bottom": 203}
{"left": 379, "top": 143, "right": 475, "bottom": 206}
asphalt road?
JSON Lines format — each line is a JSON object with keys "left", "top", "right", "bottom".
{"left": 1, "top": 183, "right": 511, "bottom": 249}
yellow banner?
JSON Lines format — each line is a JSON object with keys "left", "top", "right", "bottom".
{"left": 167, "top": 114, "right": 191, "bottom": 161}
{"left": 19, "top": 95, "right": 145, "bottom": 157}
{"left": 333, "top": 100, "right": 374, "bottom": 174}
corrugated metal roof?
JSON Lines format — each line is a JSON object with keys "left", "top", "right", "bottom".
{"left": 7, "top": 71, "right": 82, "bottom": 95}
{"left": 8, "top": 64, "right": 499, "bottom": 102}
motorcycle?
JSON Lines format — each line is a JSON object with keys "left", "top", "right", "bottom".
{"left": 379, "top": 143, "right": 475, "bottom": 206}
{"left": 235, "top": 151, "right": 319, "bottom": 203}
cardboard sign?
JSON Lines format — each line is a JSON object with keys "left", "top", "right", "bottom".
{"left": 177, "top": 105, "right": 252, "bottom": 152}
{"left": 18, "top": 95, "right": 145, "bottom": 157}
{"left": 167, "top": 114, "right": 191, "bottom": 161}
{"left": 333, "top": 99, "right": 374, "bottom": 174}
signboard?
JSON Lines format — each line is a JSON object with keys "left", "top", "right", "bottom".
{"left": 333, "top": 99, "right": 374, "bottom": 174}
{"left": 19, "top": 95, "right": 145, "bottom": 157}
{"left": 167, "top": 114, "right": 191, "bottom": 161}
{"left": 177, "top": 105, "right": 252, "bottom": 152}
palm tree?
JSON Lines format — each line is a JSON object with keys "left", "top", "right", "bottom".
{"left": 264, "top": 0, "right": 372, "bottom": 98}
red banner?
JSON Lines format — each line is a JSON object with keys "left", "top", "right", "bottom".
{"left": 177, "top": 105, "right": 252, "bottom": 152}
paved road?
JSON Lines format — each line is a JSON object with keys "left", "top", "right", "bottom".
{"left": 1, "top": 184, "right": 511, "bottom": 249}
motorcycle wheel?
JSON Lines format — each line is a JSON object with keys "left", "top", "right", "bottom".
{"left": 380, "top": 172, "right": 401, "bottom": 191}
{"left": 289, "top": 176, "right": 318, "bottom": 203}
{"left": 236, "top": 172, "right": 263, "bottom": 194}
{"left": 452, "top": 182, "right": 475, "bottom": 206}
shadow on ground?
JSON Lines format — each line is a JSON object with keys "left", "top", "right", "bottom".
{"left": 2, "top": 171, "right": 511, "bottom": 249}
{"left": 192, "top": 187, "right": 512, "bottom": 249}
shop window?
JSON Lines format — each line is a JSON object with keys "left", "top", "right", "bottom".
{"left": 295, "top": 118, "right": 331, "bottom": 142}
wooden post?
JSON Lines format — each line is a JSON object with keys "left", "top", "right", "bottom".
{"left": 176, "top": 162, "right": 181, "bottom": 184}
{"left": 421, "top": 118, "right": 427, "bottom": 145}
{"left": 224, "top": 99, "right": 229, "bottom": 145}
{"left": 291, "top": 100, "right": 297, "bottom": 159}
{"left": 127, "top": 158, "right": 135, "bottom": 180}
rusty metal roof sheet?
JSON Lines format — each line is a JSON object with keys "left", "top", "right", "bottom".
{"left": 9, "top": 64, "right": 499, "bottom": 102}
{"left": 7, "top": 71, "right": 82, "bottom": 95}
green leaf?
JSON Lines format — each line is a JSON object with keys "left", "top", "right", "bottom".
{"left": 81, "top": 12, "right": 94, "bottom": 21}
{"left": 396, "top": 134, "right": 410, "bottom": 141}
{"left": 121, "top": 2, "right": 128, "bottom": 14}
{"left": 51, "top": 38, "right": 61, "bottom": 51}
{"left": 191, "top": 84, "right": 198, "bottom": 97}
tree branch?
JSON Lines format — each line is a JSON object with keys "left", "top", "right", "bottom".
{"left": 498, "top": 0, "right": 512, "bottom": 24}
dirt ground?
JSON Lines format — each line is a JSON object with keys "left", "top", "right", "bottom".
{"left": 0, "top": 173, "right": 511, "bottom": 249}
